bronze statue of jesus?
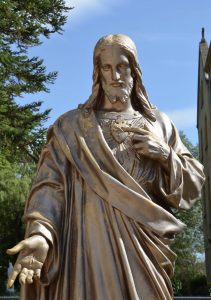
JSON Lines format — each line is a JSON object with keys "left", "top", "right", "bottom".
{"left": 7, "top": 34, "right": 205, "bottom": 300}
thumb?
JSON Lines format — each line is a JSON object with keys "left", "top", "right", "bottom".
{"left": 7, "top": 241, "right": 25, "bottom": 255}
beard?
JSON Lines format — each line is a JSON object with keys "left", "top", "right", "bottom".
{"left": 101, "top": 78, "right": 134, "bottom": 104}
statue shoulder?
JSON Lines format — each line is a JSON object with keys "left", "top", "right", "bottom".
{"left": 150, "top": 108, "right": 176, "bottom": 143}
{"left": 152, "top": 108, "right": 172, "bottom": 127}
{"left": 55, "top": 108, "right": 82, "bottom": 126}
{"left": 47, "top": 108, "right": 83, "bottom": 140}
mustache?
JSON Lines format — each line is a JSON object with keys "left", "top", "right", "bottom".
{"left": 110, "top": 81, "right": 125, "bottom": 87}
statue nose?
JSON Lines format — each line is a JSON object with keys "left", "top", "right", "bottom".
{"left": 111, "top": 68, "right": 120, "bottom": 81}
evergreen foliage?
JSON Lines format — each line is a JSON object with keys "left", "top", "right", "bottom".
{"left": 172, "top": 131, "right": 208, "bottom": 296}
{"left": 0, "top": 0, "right": 71, "bottom": 163}
{"left": 0, "top": 0, "right": 71, "bottom": 294}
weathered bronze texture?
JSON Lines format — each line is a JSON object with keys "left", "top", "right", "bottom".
{"left": 7, "top": 34, "right": 205, "bottom": 300}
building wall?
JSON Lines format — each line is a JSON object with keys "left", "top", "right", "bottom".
{"left": 198, "top": 45, "right": 211, "bottom": 283}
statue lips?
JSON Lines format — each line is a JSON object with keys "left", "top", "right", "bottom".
{"left": 110, "top": 81, "right": 124, "bottom": 88}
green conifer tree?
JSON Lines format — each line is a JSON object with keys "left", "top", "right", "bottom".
{"left": 0, "top": 0, "right": 71, "bottom": 162}
{"left": 0, "top": 0, "right": 71, "bottom": 294}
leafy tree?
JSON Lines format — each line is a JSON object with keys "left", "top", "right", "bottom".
{"left": 0, "top": 0, "right": 71, "bottom": 163}
{"left": 179, "top": 131, "right": 199, "bottom": 159}
{"left": 172, "top": 131, "right": 208, "bottom": 296}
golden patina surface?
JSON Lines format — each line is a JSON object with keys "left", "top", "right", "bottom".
{"left": 7, "top": 34, "right": 205, "bottom": 300}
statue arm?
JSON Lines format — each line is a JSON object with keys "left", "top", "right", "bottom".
{"left": 154, "top": 112, "right": 205, "bottom": 210}
{"left": 7, "top": 132, "right": 67, "bottom": 286}
{"left": 132, "top": 110, "right": 205, "bottom": 210}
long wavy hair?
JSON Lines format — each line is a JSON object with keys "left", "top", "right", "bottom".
{"left": 80, "top": 34, "right": 156, "bottom": 122}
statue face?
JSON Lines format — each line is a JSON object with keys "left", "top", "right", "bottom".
{"left": 99, "top": 45, "right": 134, "bottom": 103}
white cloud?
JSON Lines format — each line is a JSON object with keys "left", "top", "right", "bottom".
{"left": 65, "top": 0, "right": 120, "bottom": 21}
{"left": 164, "top": 107, "right": 197, "bottom": 129}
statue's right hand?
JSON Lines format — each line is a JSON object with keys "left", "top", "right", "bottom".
{"left": 6, "top": 235, "right": 49, "bottom": 288}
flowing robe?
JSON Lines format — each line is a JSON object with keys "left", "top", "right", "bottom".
{"left": 21, "top": 108, "right": 205, "bottom": 300}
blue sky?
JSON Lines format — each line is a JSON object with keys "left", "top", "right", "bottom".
{"left": 22, "top": 0, "right": 211, "bottom": 145}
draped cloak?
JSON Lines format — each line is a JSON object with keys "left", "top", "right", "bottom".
{"left": 21, "top": 108, "right": 205, "bottom": 300}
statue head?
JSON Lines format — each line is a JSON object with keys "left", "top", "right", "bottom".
{"left": 82, "top": 34, "right": 156, "bottom": 121}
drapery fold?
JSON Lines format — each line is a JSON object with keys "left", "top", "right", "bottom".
{"left": 21, "top": 108, "right": 204, "bottom": 300}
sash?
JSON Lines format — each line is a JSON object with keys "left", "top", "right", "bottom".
{"left": 49, "top": 109, "right": 185, "bottom": 238}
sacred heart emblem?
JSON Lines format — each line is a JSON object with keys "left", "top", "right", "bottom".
{"left": 110, "top": 120, "right": 129, "bottom": 144}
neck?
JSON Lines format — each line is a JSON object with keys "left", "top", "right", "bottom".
{"left": 99, "top": 95, "right": 136, "bottom": 113}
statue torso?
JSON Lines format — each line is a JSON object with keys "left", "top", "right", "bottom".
{"left": 95, "top": 110, "right": 158, "bottom": 188}
{"left": 95, "top": 110, "right": 172, "bottom": 209}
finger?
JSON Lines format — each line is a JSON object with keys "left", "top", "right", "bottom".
{"left": 120, "top": 124, "right": 150, "bottom": 133}
{"left": 133, "top": 136, "right": 149, "bottom": 144}
{"left": 120, "top": 126, "right": 139, "bottom": 132}
{"left": 34, "top": 269, "right": 41, "bottom": 280}
{"left": 135, "top": 145, "right": 151, "bottom": 157}
{"left": 26, "top": 270, "right": 34, "bottom": 284}
{"left": 7, "top": 241, "right": 25, "bottom": 255}
{"left": 7, "top": 278, "right": 15, "bottom": 289}
{"left": 134, "top": 143, "right": 159, "bottom": 156}
{"left": 133, "top": 131, "right": 153, "bottom": 140}
{"left": 134, "top": 128, "right": 150, "bottom": 135}
{"left": 7, "top": 263, "right": 22, "bottom": 288}
{"left": 133, "top": 142, "right": 147, "bottom": 150}
{"left": 19, "top": 268, "right": 28, "bottom": 285}
{"left": 133, "top": 126, "right": 159, "bottom": 139}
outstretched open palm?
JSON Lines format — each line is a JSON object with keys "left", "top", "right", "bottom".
{"left": 7, "top": 235, "right": 49, "bottom": 288}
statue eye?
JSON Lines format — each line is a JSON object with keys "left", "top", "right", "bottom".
{"left": 118, "top": 63, "right": 129, "bottom": 69}
{"left": 102, "top": 64, "right": 110, "bottom": 71}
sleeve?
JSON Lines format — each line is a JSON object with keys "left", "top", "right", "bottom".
{"left": 22, "top": 130, "right": 68, "bottom": 284}
{"left": 157, "top": 112, "right": 205, "bottom": 210}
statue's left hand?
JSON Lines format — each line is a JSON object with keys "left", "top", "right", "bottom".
{"left": 132, "top": 127, "right": 170, "bottom": 167}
